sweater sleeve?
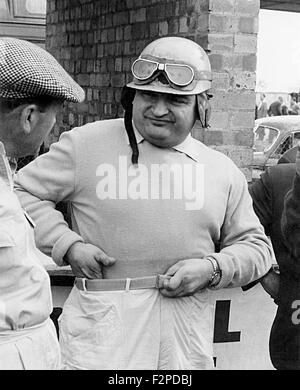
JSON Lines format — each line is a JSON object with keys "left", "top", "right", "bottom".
{"left": 206, "top": 162, "right": 273, "bottom": 289}
{"left": 14, "top": 130, "right": 84, "bottom": 266}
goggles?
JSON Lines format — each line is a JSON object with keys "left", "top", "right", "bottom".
{"left": 131, "top": 58, "right": 195, "bottom": 87}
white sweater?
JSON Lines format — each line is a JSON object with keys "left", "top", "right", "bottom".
{"left": 15, "top": 118, "right": 272, "bottom": 288}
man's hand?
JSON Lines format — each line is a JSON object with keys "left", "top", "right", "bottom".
{"left": 159, "top": 258, "right": 214, "bottom": 298}
{"left": 260, "top": 269, "right": 280, "bottom": 301}
{"left": 65, "top": 242, "right": 116, "bottom": 279}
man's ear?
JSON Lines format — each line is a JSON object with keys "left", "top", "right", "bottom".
{"left": 19, "top": 104, "right": 40, "bottom": 135}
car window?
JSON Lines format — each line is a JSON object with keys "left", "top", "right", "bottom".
{"left": 254, "top": 126, "right": 279, "bottom": 152}
{"left": 274, "top": 135, "right": 293, "bottom": 155}
{"left": 273, "top": 131, "right": 300, "bottom": 156}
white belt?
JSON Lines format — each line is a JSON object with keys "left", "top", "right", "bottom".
{"left": 75, "top": 274, "right": 171, "bottom": 292}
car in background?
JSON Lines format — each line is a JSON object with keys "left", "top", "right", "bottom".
{"left": 252, "top": 116, "right": 300, "bottom": 178}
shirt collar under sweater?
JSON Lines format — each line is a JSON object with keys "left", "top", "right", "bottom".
{"left": 127, "top": 121, "right": 201, "bottom": 163}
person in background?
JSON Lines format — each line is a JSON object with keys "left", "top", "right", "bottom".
{"left": 249, "top": 162, "right": 299, "bottom": 369}
{"left": 256, "top": 93, "right": 268, "bottom": 119}
{"left": 289, "top": 98, "right": 300, "bottom": 115}
{"left": 268, "top": 96, "right": 283, "bottom": 116}
{"left": 278, "top": 143, "right": 300, "bottom": 369}
{"left": 281, "top": 101, "right": 289, "bottom": 115}
{"left": 0, "top": 37, "right": 84, "bottom": 369}
{"left": 15, "top": 36, "right": 272, "bottom": 370}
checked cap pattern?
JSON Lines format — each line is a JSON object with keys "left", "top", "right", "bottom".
{"left": 0, "top": 37, "right": 85, "bottom": 103}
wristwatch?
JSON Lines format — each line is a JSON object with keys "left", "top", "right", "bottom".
{"left": 206, "top": 257, "right": 222, "bottom": 287}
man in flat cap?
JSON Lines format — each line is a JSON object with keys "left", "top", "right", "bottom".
{"left": 0, "top": 37, "right": 84, "bottom": 369}
{"left": 15, "top": 37, "right": 272, "bottom": 369}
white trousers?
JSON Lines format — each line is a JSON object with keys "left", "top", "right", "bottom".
{"left": 59, "top": 286, "right": 215, "bottom": 370}
{"left": 0, "top": 319, "right": 61, "bottom": 370}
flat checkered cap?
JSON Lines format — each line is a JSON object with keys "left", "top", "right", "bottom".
{"left": 0, "top": 37, "right": 85, "bottom": 102}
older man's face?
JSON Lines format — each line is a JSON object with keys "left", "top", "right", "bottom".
{"left": 0, "top": 102, "right": 60, "bottom": 158}
{"left": 24, "top": 103, "right": 59, "bottom": 157}
{"left": 132, "top": 90, "right": 197, "bottom": 148}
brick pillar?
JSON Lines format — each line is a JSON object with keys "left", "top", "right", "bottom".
{"left": 207, "top": 0, "right": 259, "bottom": 180}
{"left": 46, "top": 0, "right": 259, "bottom": 180}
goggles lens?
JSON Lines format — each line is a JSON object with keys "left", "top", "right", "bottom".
{"left": 132, "top": 58, "right": 194, "bottom": 87}
{"left": 165, "top": 64, "right": 194, "bottom": 86}
{"left": 132, "top": 59, "right": 158, "bottom": 80}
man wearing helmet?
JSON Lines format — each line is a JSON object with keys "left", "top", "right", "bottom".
{"left": 0, "top": 37, "right": 85, "bottom": 369}
{"left": 15, "top": 37, "right": 272, "bottom": 369}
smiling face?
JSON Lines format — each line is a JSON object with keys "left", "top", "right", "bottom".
{"left": 132, "top": 90, "right": 197, "bottom": 148}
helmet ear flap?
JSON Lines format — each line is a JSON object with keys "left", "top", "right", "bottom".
{"left": 196, "top": 93, "right": 211, "bottom": 128}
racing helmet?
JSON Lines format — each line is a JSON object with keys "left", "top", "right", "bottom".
{"left": 122, "top": 37, "right": 213, "bottom": 164}
{"left": 127, "top": 36, "right": 212, "bottom": 95}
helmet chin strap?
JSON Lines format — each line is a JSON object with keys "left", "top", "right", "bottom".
{"left": 121, "top": 86, "right": 139, "bottom": 165}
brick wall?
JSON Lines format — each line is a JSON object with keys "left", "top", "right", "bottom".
{"left": 207, "top": 0, "right": 259, "bottom": 180}
{"left": 46, "top": 0, "right": 259, "bottom": 179}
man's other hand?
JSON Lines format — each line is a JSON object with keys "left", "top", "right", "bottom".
{"left": 65, "top": 242, "right": 116, "bottom": 279}
{"left": 159, "top": 258, "right": 213, "bottom": 298}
